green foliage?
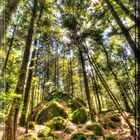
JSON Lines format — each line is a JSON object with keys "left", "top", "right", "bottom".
{"left": 72, "top": 108, "right": 87, "bottom": 124}
{"left": 28, "top": 121, "right": 35, "bottom": 130}
{"left": 62, "top": 13, "right": 78, "bottom": 30}
{"left": 70, "top": 132, "right": 87, "bottom": 140}
{"left": 45, "top": 116, "right": 65, "bottom": 130}
{"left": 86, "top": 123, "right": 102, "bottom": 136}
{"left": 38, "top": 127, "right": 58, "bottom": 139}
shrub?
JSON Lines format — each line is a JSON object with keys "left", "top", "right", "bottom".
{"left": 70, "top": 133, "right": 87, "bottom": 140}
{"left": 72, "top": 108, "right": 87, "bottom": 124}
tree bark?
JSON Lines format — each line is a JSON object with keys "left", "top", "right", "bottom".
{"left": 78, "top": 46, "right": 94, "bottom": 122}
{"left": 20, "top": 48, "right": 36, "bottom": 126}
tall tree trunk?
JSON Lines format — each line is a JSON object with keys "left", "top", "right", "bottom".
{"left": 20, "top": 48, "right": 36, "bottom": 126}
{"left": 0, "top": 0, "right": 20, "bottom": 47}
{"left": 78, "top": 46, "right": 94, "bottom": 122}
{"left": 104, "top": 0, "right": 140, "bottom": 64}
{"left": 2, "top": 0, "right": 38, "bottom": 139}
{"left": 137, "top": 0, "right": 140, "bottom": 138}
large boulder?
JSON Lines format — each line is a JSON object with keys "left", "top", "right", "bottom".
{"left": 72, "top": 108, "right": 87, "bottom": 124}
{"left": 31, "top": 91, "right": 87, "bottom": 124}
{"left": 36, "top": 101, "right": 67, "bottom": 124}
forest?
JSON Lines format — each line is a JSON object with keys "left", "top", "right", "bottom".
{"left": 0, "top": 0, "right": 139, "bottom": 140}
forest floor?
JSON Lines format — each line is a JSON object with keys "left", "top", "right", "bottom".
{"left": 0, "top": 112, "right": 137, "bottom": 140}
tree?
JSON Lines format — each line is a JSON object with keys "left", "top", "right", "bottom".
{"left": 2, "top": 0, "right": 38, "bottom": 139}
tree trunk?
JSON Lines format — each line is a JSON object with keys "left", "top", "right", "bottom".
{"left": 78, "top": 46, "right": 94, "bottom": 122}
{"left": 0, "top": 0, "right": 20, "bottom": 47}
{"left": 2, "top": 0, "right": 38, "bottom": 139}
{"left": 20, "top": 48, "right": 36, "bottom": 126}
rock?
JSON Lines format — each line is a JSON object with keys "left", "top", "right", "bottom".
{"left": 36, "top": 101, "right": 67, "bottom": 124}
{"left": 72, "top": 108, "right": 87, "bottom": 124}
{"left": 70, "top": 132, "right": 87, "bottom": 140}
{"left": 38, "top": 127, "right": 58, "bottom": 139}
{"left": 46, "top": 116, "right": 66, "bottom": 130}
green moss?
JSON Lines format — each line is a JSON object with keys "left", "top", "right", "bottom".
{"left": 72, "top": 108, "right": 87, "bottom": 124}
{"left": 70, "top": 133, "right": 87, "bottom": 140}
{"left": 105, "top": 135, "right": 116, "bottom": 140}
{"left": 38, "top": 127, "right": 58, "bottom": 139}
{"left": 46, "top": 116, "right": 65, "bottom": 130}
{"left": 86, "top": 123, "right": 102, "bottom": 136}
{"left": 37, "top": 101, "right": 67, "bottom": 124}
{"left": 28, "top": 121, "right": 35, "bottom": 130}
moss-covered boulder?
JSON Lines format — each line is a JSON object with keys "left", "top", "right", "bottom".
{"left": 70, "top": 133, "right": 87, "bottom": 140}
{"left": 18, "top": 134, "right": 37, "bottom": 140}
{"left": 46, "top": 116, "right": 65, "bottom": 130}
{"left": 86, "top": 123, "right": 102, "bottom": 136}
{"left": 72, "top": 108, "right": 87, "bottom": 124}
{"left": 36, "top": 101, "right": 67, "bottom": 124}
{"left": 38, "top": 127, "right": 58, "bottom": 139}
